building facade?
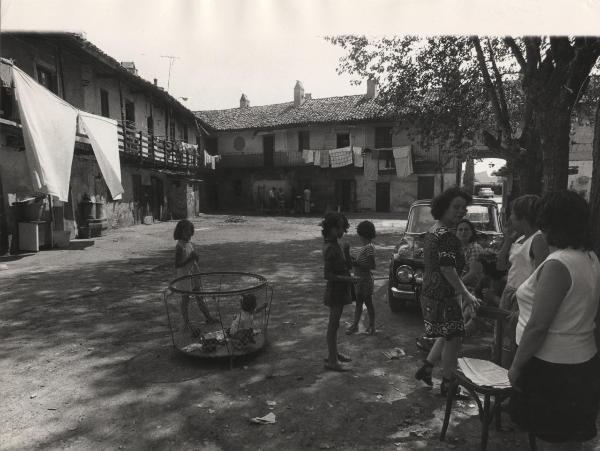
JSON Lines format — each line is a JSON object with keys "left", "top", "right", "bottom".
{"left": 196, "top": 81, "right": 457, "bottom": 215}
{"left": 0, "top": 32, "right": 211, "bottom": 253}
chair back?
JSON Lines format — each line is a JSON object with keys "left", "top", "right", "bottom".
{"left": 476, "top": 305, "right": 512, "bottom": 366}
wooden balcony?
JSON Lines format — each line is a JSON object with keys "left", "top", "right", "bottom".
{"left": 219, "top": 150, "right": 307, "bottom": 169}
{"left": 117, "top": 122, "right": 201, "bottom": 171}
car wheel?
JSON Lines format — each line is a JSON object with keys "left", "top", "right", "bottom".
{"left": 388, "top": 282, "right": 405, "bottom": 313}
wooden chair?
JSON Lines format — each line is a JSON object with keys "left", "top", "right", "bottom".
{"left": 440, "top": 305, "right": 517, "bottom": 451}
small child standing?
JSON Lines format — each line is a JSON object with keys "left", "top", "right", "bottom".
{"left": 346, "top": 221, "right": 377, "bottom": 335}
{"left": 173, "top": 219, "right": 217, "bottom": 334}
{"left": 322, "top": 212, "right": 358, "bottom": 372}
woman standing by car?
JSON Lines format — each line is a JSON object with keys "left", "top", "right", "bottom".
{"left": 496, "top": 194, "right": 549, "bottom": 367}
{"left": 415, "top": 187, "right": 481, "bottom": 395}
{"left": 509, "top": 191, "right": 600, "bottom": 449}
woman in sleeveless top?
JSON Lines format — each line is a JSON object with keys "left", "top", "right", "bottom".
{"left": 496, "top": 195, "right": 549, "bottom": 367}
{"left": 508, "top": 191, "right": 600, "bottom": 448}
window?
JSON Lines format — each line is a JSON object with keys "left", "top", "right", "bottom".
{"left": 36, "top": 65, "right": 58, "bottom": 94}
{"left": 336, "top": 133, "right": 350, "bottom": 148}
{"left": 124, "top": 100, "right": 135, "bottom": 125}
{"left": 234, "top": 136, "right": 245, "bottom": 151}
{"left": 206, "top": 137, "right": 218, "bottom": 156}
{"left": 132, "top": 174, "right": 142, "bottom": 203}
{"left": 100, "top": 89, "right": 110, "bottom": 118}
{"left": 375, "top": 126, "right": 392, "bottom": 149}
{"left": 183, "top": 125, "right": 189, "bottom": 143}
{"left": 298, "top": 130, "right": 310, "bottom": 152}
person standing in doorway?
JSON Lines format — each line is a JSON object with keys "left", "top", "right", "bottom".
{"left": 303, "top": 186, "right": 312, "bottom": 214}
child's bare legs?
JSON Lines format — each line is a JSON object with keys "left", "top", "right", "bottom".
{"left": 194, "top": 295, "right": 218, "bottom": 324}
{"left": 347, "top": 297, "right": 363, "bottom": 334}
{"left": 327, "top": 304, "right": 344, "bottom": 366}
{"left": 426, "top": 337, "right": 444, "bottom": 366}
{"left": 181, "top": 295, "right": 192, "bottom": 329}
{"left": 363, "top": 294, "right": 375, "bottom": 333}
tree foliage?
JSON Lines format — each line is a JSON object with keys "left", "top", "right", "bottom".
{"left": 327, "top": 35, "right": 600, "bottom": 193}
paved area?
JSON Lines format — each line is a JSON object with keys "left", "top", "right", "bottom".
{"left": 0, "top": 214, "right": 588, "bottom": 450}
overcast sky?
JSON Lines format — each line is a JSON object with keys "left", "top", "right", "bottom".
{"left": 3, "top": 0, "right": 599, "bottom": 173}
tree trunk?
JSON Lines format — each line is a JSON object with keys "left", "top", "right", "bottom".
{"left": 590, "top": 99, "right": 600, "bottom": 256}
{"left": 539, "top": 107, "right": 572, "bottom": 192}
{"left": 463, "top": 158, "right": 475, "bottom": 194}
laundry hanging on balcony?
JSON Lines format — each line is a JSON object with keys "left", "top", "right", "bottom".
{"left": 301, "top": 149, "right": 314, "bottom": 164}
{"left": 204, "top": 150, "right": 221, "bottom": 170}
{"left": 352, "top": 146, "right": 364, "bottom": 167}
{"left": 364, "top": 149, "right": 379, "bottom": 181}
{"left": 329, "top": 147, "right": 353, "bottom": 168}
{"left": 393, "top": 146, "right": 413, "bottom": 177}
{"left": 12, "top": 64, "right": 78, "bottom": 202}
{"left": 79, "top": 111, "right": 123, "bottom": 199}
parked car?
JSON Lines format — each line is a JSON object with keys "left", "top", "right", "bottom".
{"left": 477, "top": 187, "right": 495, "bottom": 198}
{"left": 388, "top": 198, "right": 503, "bottom": 313}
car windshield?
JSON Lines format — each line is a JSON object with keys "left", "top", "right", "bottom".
{"left": 406, "top": 204, "right": 501, "bottom": 233}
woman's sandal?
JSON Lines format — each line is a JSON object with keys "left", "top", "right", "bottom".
{"left": 345, "top": 324, "right": 359, "bottom": 335}
{"left": 415, "top": 360, "right": 434, "bottom": 386}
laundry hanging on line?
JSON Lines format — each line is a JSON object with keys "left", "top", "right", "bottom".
{"left": 301, "top": 149, "right": 314, "bottom": 164}
{"left": 204, "top": 150, "right": 221, "bottom": 170}
{"left": 79, "top": 111, "right": 124, "bottom": 199}
{"left": 329, "top": 147, "right": 353, "bottom": 168}
{"left": 363, "top": 149, "right": 379, "bottom": 181}
{"left": 393, "top": 146, "right": 413, "bottom": 178}
{"left": 352, "top": 146, "right": 364, "bottom": 167}
{"left": 12, "top": 65, "right": 78, "bottom": 202}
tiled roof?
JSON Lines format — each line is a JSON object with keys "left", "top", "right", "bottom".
{"left": 1, "top": 31, "right": 195, "bottom": 120}
{"left": 195, "top": 95, "right": 397, "bottom": 132}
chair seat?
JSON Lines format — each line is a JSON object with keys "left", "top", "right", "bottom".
{"left": 457, "top": 357, "right": 512, "bottom": 392}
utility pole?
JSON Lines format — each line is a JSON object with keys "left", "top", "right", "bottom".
{"left": 160, "top": 55, "right": 179, "bottom": 93}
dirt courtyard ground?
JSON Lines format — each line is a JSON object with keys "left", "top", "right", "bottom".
{"left": 1, "top": 214, "right": 598, "bottom": 450}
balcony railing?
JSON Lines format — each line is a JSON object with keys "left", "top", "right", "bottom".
{"left": 117, "top": 122, "right": 201, "bottom": 170}
{"left": 219, "top": 150, "right": 308, "bottom": 168}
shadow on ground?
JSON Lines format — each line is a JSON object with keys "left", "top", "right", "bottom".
{"left": 0, "top": 226, "right": 547, "bottom": 450}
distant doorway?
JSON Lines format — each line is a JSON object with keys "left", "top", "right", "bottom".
{"left": 150, "top": 176, "right": 164, "bottom": 220}
{"left": 335, "top": 179, "right": 355, "bottom": 212}
{"left": 417, "top": 176, "right": 435, "bottom": 199}
{"left": 375, "top": 182, "right": 390, "bottom": 212}
{"left": 263, "top": 135, "right": 274, "bottom": 167}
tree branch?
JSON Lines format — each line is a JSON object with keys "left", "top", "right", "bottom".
{"left": 504, "top": 37, "right": 526, "bottom": 72}
{"left": 471, "top": 36, "right": 512, "bottom": 144}
{"left": 487, "top": 40, "right": 511, "bottom": 134}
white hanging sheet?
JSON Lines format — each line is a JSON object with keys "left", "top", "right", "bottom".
{"left": 393, "top": 146, "right": 413, "bottom": 177}
{"left": 78, "top": 111, "right": 124, "bottom": 199}
{"left": 329, "top": 147, "right": 353, "bottom": 168}
{"left": 352, "top": 146, "right": 364, "bottom": 167}
{"left": 12, "top": 66, "right": 78, "bottom": 202}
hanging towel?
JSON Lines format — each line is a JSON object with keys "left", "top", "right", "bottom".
{"left": 313, "top": 150, "right": 321, "bottom": 167}
{"left": 320, "top": 149, "right": 330, "bottom": 167}
{"left": 204, "top": 150, "right": 212, "bottom": 167}
{"left": 353, "top": 146, "right": 364, "bottom": 167}
{"left": 329, "top": 147, "right": 353, "bottom": 168}
{"left": 12, "top": 66, "right": 78, "bottom": 201}
{"left": 79, "top": 111, "right": 124, "bottom": 199}
{"left": 302, "top": 149, "right": 314, "bottom": 164}
{"left": 211, "top": 154, "right": 221, "bottom": 170}
{"left": 393, "top": 146, "right": 413, "bottom": 177}
{"left": 364, "top": 150, "right": 379, "bottom": 181}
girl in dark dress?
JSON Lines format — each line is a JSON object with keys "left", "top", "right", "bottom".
{"left": 321, "top": 212, "right": 359, "bottom": 371}
{"left": 414, "top": 187, "right": 481, "bottom": 395}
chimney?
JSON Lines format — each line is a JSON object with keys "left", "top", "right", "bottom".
{"left": 305, "top": 93, "right": 312, "bottom": 100}
{"left": 240, "top": 93, "right": 250, "bottom": 108}
{"left": 154, "top": 78, "right": 158, "bottom": 86}
{"left": 120, "top": 61, "right": 138, "bottom": 75}
{"left": 294, "top": 80, "right": 305, "bottom": 107}
{"left": 366, "top": 78, "right": 378, "bottom": 99}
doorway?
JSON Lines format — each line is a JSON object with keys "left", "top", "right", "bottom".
{"left": 417, "top": 176, "right": 435, "bottom": 199}
{"left": 263, "top": 135, "right": 274, "bottom": 167}
{"left": 335, "top": 179, "right": 355, "bottom": 212}
{"left": 375, "top": 182, "right": 390, "bottom": 212}
{"left": 150, "top": 176, "right": 164, "bottom": 221}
